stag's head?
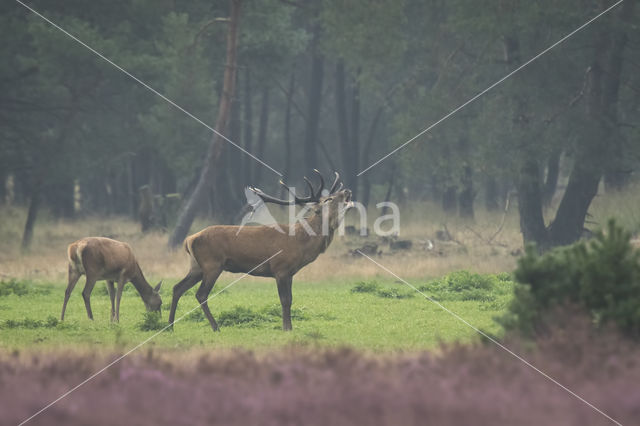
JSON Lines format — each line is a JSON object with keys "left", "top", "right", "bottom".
{"left": 145, "top": 281, "right": 163, "bottom": 312}
{"left": 249, "top": 170, "right": 353, "bottom": 232}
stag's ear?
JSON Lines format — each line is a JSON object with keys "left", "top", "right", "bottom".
{"left": 154, "top": 281, "right": 163, "bottom": 293}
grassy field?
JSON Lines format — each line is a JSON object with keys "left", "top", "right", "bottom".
{"left": 0, "top": 272, "right": 514, "bottom": 351}
{"left": 2, "top": 185, "right": 639, "bottom": 353}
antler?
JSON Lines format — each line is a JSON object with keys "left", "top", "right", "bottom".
{"left": 313, "top": 169, "right": 325, "bottom": 198}
{"left": 250, "top": 170, "right": 345, "bottom": 206}
{"left": 329, "top": 171, "right": 342, "bottom": 194}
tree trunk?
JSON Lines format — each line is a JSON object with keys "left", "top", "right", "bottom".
{"left": 242, "top": 66, "right": 253, "bottom": 186}
{"left": 516, "top": 158, "right": 548, "bottom": 247}
{"left": 484, "top": 176, "right": 499, "bottom": 211}
{"left": 442, "top": 186, "right": 457, "bottom": 213}
{"left": 603, "top": 2, "right": 632, "bottom": 191}
{"left": 542, "top": 148, "right": 561, "bottom": 206}
{"left": 253, "top": 86, "right": 270, "bottom": 184}
{"left": 304, "top": 29, "right": 324, "bottom": 172}
{"left": 458, "top": 166, "right": 474, "bottom": 219}
{"left": 334, "top": 61, "right": 360, "bottom": 197}
{"left": 350, "top": 69, "right": 361, "bottom": 197}
{"left": 281, "top": 72, "right": 295, "bottom": 182}
{"left": 360, "top": 103, "right": 384, "bottom": 207}
{"left": 169, "top": 0, "right": 241, "bottom": 248}
{"left": 21, "top": 178, "right": 42, "bottom": 251}
{"left": 547, "top": 0, "right": 634, "bottom": 247}
{"left": 335, "top": 60, "right": 350, "bottom": 172}
{"left": 457, "top": 130, "right": 474, "bottom": 219}
{"left": 228, "top": 80, "right": 243, "bottom": 196}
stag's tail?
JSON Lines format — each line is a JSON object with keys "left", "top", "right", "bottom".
{"left": 67, "top": 240, "right": 88, "bottom": 275}
{"left": 183, "top": 236, "right": 201, "bottom": 272}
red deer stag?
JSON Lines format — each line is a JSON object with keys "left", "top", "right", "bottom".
{"left": 169, "top": 171, "right": 352, "bottom": 331}
{"left": 62, "top": 237, "right": 162, "bottom": 322}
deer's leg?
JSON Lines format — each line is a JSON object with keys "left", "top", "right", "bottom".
{"left": 61, "top": 265, "right": 81, "bottom": 321}
{"left": 81, "top": 276, "right": 98, "bottom": 320}
{"left": 195, "top": 268, "right": 223, "bottom": 332}
{"left": 115, "top": 278, "right": 126, "bottom": 323}
{"left": 106, "top": 281, "right": 116, "bottom": 322}
{"left": 276, "top": 275, "right": 293, "bottom": 331}
{"left": 168, "top": 271, "right": 203, "bottom": 328}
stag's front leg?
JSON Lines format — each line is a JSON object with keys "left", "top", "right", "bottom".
{"left": 276, "top": 275, "right": 293, "bottom": 331}
{"left": 168, "top": 271, "right": 203, "bottom": 328}
{"left": 195, "top": 269, "right": 222, "bottom": 332}
{"left": 115, "top": 278, "right": 126, "bottom": 322}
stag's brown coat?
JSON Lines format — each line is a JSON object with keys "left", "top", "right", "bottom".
{"left": 169, "top": 176, "right": 351, "bottom": 331}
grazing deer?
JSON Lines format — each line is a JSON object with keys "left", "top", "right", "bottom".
{"left": 62, "top": 237, "right": 162, "bottom": 322}
{"left": 169, "top": 171, "right": 352, "bottom": 331}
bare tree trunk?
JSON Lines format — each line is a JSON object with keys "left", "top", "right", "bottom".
{"left": 542, "top": 148, "right": 561, "bottom": 206}
{"left": 304, "top": 28, "right": 324, "bottom": 172}
{"left": 283, "top": 71, "right": 295, "bottom": 180}
{"left": 484, "top": 176, "right": 499, "bottom": 211}
{"left": 228, "top": 88, "right": 242, "bottom": 189}
{"left": 335, "top": 60, "right": 350, "bottom": 170}
{"left": 169, "top": 0, "right": 241, "bottom": 248}
{"left": 350, "top": 69, "right": 361, "bottom": 197}
{"left": 457, "top": 130, "right": 474, "bottom": 219}
{"left": 21, "top": 178, "right": 42, "bottom": 252}
{"left": 253, "top": 86, "right": 270, "bottom": 184}
{"left": 547, "top": 0, "right": 634, "bottom": 247}
{"left": 442, "top": 186, "right": 457, "bottom": 213}
{"left": 516, "top": 158, "right": 548, "bottom": 247}
{"left": 335, "top": 61, "right": 360, "bottom": 197}
{"left": 243, "top": 67, "right": 253, "bottom": 186}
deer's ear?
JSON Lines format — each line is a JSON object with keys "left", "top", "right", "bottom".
{"left": 154, "top": 281, "right": 163, "bottom": 292}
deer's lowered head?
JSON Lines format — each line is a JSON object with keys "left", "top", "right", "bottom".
{"left": 143, "top": 280, "right": 163, "bottom": 312}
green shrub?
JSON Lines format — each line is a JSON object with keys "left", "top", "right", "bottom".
{"left": 2, "top": 315, "right": 59, "bottom": 329}
{"left": 138, "top": 312, "right": 164, "bottom": 331}
{"left": 351, "top": 281, "right": 380, "bottom": 293}
{"left": 375, "top": 288, "right": 414, "bottom": 299}
{"left": 186, "top": 309, "right": 206, "bottom": 322}
{"left": 501, "top": 219, "right": 640, "bottom": 337}
{"left": 261, "top": 304, "right": 309, "bottom": 321}
{"left": 0, "top": 280, "right": 51, "bottom": 297}
{"left": 418, "top": 271, "right": 512, "bottom": 302}
{"left": 218, "top": 306, "right": 268, "bottom": 327}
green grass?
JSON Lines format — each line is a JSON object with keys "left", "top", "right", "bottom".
{"left": 0, "top": 274, "right": 515, "bottom": 352}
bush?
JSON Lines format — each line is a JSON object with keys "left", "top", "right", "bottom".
{"left": 501, "top": 219, "right": 640, "bottom": 337}
{"left": 0, "top": 280, "right": 51, "bottom": 297}
{"left": 418, "top": 271, "right": 512, "bottom": 302}
{"left": 138, "top": 312, "right": 164, "bottom": 331}
{"left": 1, "top": 315, "right": 59, "bottom": 329}
{"left": 375, "top": 288, "right": 414, "bottom": 299}
{"left": 351, "top": 281, "right": 380, "bottom": 293}
{"left": 218, "top": 306, "right": 268, "bottom": 327}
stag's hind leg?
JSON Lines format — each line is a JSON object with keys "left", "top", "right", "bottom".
{"left": 195, "top": 268, "right": 223, "bottom": 332}
{"left": 168, "top": 270, "right": 203, "bottom": 327}
{"left": 81, "top": 275, "right": 98, "bottom": 320}
{"left": 61, "top": 264, "right": 82, "bottom": 321}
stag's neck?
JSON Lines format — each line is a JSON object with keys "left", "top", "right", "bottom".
{"left": 295, "top": 213, "right": 336, "bottom": 255}
{"left": 129, "top": 264, "right": 154, "bottom": 301}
